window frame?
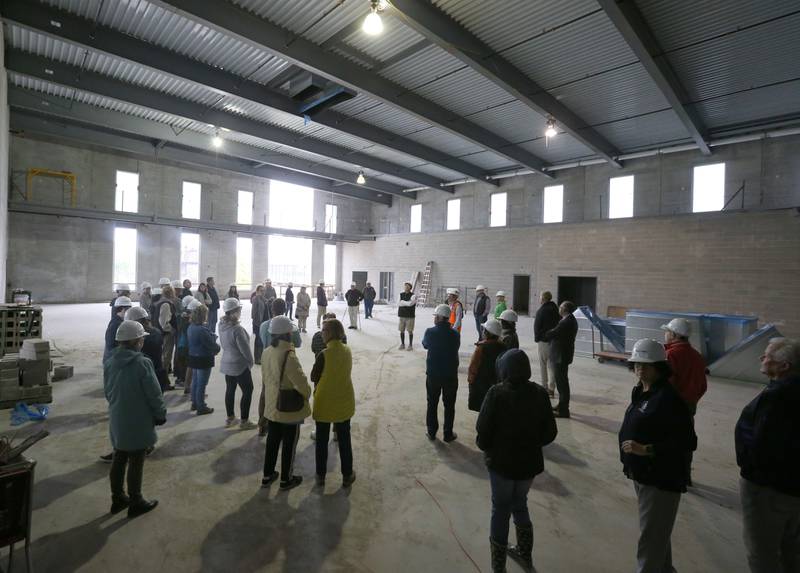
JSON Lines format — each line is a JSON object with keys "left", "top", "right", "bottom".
{"left": 543, "top": 185, "right": 564, "bottom": 224}
{"left": 237, "top": 190, "right": 254, "bottom": 225}
{"left": 609, "top": 175, "right": 635, "bottom": 219}
{"left": 410, "top": 203, "right": 422, "bottom": 233}
{"left": 114, "top": 170, "right": 139, "bottom": 214}
{"left": 692, "top": 162, "right": 726, "bottom": 213}
{"left": 446, "top": 198, "right": 461, "bottom": 231}
{"left": 112, "top": 226, "right": 138, "bottom": 288}
{"left": 325, "top": 204, "right": 338, "bottom": 234}
{"left": 181, "top": 180, "right": 202, "bottom": 220}
{"left": 490, "top": 192, "right": 507, "bottom": 227}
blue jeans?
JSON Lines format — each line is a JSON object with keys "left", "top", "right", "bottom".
{"left": 364, "top": 299, "right": 374, "bottom": 318}
{"left": 489, "top": 469, "right": 533, "bottom": 545}
{"left": 207, "top": 308, "right": 218, "bottom": 334}
{"left": 192, "top": 367, "right": 211, "bottom": 410}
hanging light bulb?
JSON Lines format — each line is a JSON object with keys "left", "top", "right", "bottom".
{"left": 363, "top": 1, "right": 383, "bottom": 35}
{"left": 356, "top": 170, "right": 366, "bottom": 185}
{"left": 211, "top": 130, "right": 223, "bottom": 148}
{"left": 544, "top": 116, "right": 557, "bottom": 139}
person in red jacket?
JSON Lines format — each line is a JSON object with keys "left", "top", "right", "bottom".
{"left": 661, "top": 318, "right": 706, "bottom": 485}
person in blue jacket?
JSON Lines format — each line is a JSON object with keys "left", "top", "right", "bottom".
{"left": 104, "top": 320, "right": 166, "bottom": 518}
{"left": 422, "top": 304, "right": 461, "bottom": 442}
{"left": 187, "top": 302, "right": 220, "bottom": 415}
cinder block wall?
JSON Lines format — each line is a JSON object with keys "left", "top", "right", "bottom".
{"left": 7, "top": 136, "right": 366, "bottom": 302}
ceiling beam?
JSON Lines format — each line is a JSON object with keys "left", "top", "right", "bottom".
{"left": 7, "top": 86, "right": 405, "bottom": 202}
{"left": 596, "top": 0, "right": 712, "bottom": 155}
{"left": 10, "top": 110, "right": 393, "bottom": 206}
{"left": 2, "top": 0, "right": 481, "bottom": 186}
{"left": 372, "top": 39, "right": 430, "bottom": 73}
{"left": 6, "top": 50, "right": 432, "bottom": 196}
{"left": 149, "top": 0, "right": 553, "bottom": 178}
{"left": 389, "top": 0, "right": 623, "bottom": 168}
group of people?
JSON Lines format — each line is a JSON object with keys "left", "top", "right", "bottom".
{"left": 103, "top": 278, "right": 799, "bottom": 573}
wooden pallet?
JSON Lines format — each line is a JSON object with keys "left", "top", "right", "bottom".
{"left": 0, "top": 306, "right": 43, "bottom": 356}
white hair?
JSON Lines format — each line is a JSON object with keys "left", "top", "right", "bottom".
{"left": 768, "top": 337, "right": 800, "bottom": 371}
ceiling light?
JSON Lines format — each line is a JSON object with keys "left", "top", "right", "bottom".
{"left": 356, "top": 170, "right": 366, "bottom": 185}
{"left": 544, "top": 116, "right": 557, "bottom": 139}
{"left": 363, "top": 1, "right": 383, "bottom": 35}
{"left": 211, "top": 130, "right": 223, "bottom": 148}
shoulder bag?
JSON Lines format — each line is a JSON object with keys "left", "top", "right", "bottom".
{"left": 275, "top": 350, "right": 305, "bottom": 412}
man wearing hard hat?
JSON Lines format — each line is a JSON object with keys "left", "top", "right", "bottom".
{"left": 473, "top": 285, "right": 491, "bottom": 342}
{"left": 446, "top": 288, "right": 464, "bottom": 333}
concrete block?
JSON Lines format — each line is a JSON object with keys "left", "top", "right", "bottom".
{"left": 53, "top": 365, "right": 74, "bottom": 381}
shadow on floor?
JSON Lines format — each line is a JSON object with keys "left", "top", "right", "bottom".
{"left": 211, "top": 434, "right": 263, "bottom": 484}
{"left": 39, "top": 411, "right": 109, "bottom": 434}
{"left": 33, "top": 463, "right": 109, "bottom": 510}
{"left": 533, "top": 471, "right": 571, "bottom": 497}
{"left": 570, "top": 393, "right": 625, "bottom": 406}
{"left": 689, "top": 482, "right": 741, "bottom": 510}
{"left": 543, "top": 442, "right": 589, "bottom": 467}
{"left": 153, "top": 427, "right": 238, "bottom": 459}
{"left": 201, "top": 488, "right": 352, "bottom": 573}
{"left": 569, "top": 413, "right": 621, "bottom": 434}
{"left": 433, "top": 439, "right": 486, "bottom": 480}
{"left": 82, "top": 387, "right": 107, "bottom": 399}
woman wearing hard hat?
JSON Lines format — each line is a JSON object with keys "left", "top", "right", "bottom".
{"left": 187, "top": 302, "right": 220, "bottom": 415}
{"left": 467, "top": 318, "right": 506, "bottom": 412}
{"left": 104, "top": 320, "right": 166, "bottom": 518}
{"left": 493, "top": 291, "right": 508, "bottom": 319}
{"left": 499, "top": 309, "right": 519, "bottom": 350}
{"left": 218, "top": 298, "right": 256, "bottom": 430}
{"left": 619, "top": 339, "right": 694, "bottom": 573}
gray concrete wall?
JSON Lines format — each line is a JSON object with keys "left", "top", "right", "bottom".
{"left": 7, "top": 135, "right": 370, "bottom": 302}
{"left": 0, "top": 29, "right": 9, "bottom": 302}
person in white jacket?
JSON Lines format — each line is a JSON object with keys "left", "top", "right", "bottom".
{"left": 218, "top": 298, "right": 256, "bottom": 430}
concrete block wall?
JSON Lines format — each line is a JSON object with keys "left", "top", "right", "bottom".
{"left": 342, "top": 209, "right": 800, "bottom": 338}
{"left": 6, "top": 135, "right": 367, "bottom": 302}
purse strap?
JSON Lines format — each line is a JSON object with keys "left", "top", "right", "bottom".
{"left": 274, "top": 349, "right": 292, "bottom": 410}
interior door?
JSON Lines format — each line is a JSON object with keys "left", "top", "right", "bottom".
{"left": 512, "top": 275, "right": 531, "bottom": 315}
{"left": 557, "top": 276, "right": 597, "bottom": 310}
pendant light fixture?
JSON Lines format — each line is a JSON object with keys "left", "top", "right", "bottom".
{"left": 356, "top": 170, "right": 366, "bottom": 185}
{"left": 211, "top": 129, "right": 223, "bottom": 148}
{"left": 544, "top": 116, "right": 557, "bottom": 139}
{"left": 363, "top": 0, "right": 384, "bottom": 35}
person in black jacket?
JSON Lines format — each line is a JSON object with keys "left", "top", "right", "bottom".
{"left": 345, "top": 283, "right": 363, "bottom": 330}
{"left": 284, "top": 282, "right": 294, "bottom": 318}
{"left": 105, "top": 296, "right": 132, "bottom": 363}
{"left": 126, "top": 306, "right": 171, "bottom": 392}
{"left": 543, "top": 301, "right": 579, "bottom": 418}
{"left": 316, "top": 281, "right": 328, "bottom": 329}
{"left": 473, "top": 285, "right": 491, "bottom": 342}
{"left": 206, "top": 277, "right": 220, "bottom": 334}
{"left": 477, "top": 348, "right": 557, "bottom": 573}
{"left": 735, "top": 337, "right": 800, "bottom": 573}
{"left": 533, "top": 291, "right": 560, "bottom": 398}
{"left": 363, "top": 282, "right": 376, "bottom": 319}
{"left": 619, "top": 339, "right": 693, "bottom": 573}
{"left": 422, "top": 304, "right": 461, "bottom": 442}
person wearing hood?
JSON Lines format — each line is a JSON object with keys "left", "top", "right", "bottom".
{"left": 104, "top": 320, "right": 166, "bottom": 518}
{"left": 363, "top": 282, "right": 376, "bottom": 319}
{"left": 227, "top": 283, "right": 240, "bottom": 300}
{"left": 285, "top": 283, "right": 295, "bottom": 318}
{"left": 260, "top": 316, "right": 312, "bottom": 491}
{"left": 139, "top": 282, "right": 153, "bottom": 313}
{"left": 110, "top": 284, "right": 132, "bottom": 318}
{"left": 218, "top": 298, "right": 256, "bottom": 430}
{"left": 251, "top": 285, "right": 266, "bottom": 364}
{"left": 104, "top": 296, "right": 132, "bottom": 363}
{"left": 422, "top": 304, "right": 461, "bottom": 442}
{"left": 493, "top": 291, "right": 508, "bottom": 319}
{"left": 187, "top": 303, "right": 220, "bottom": 415}
{"left": 296, "top": 286, "right": 311, "bottom": 333}
{"left": 499, "top": 310, "right": 520, "bottom": 350}
{"left": 473, "top": 285, "right": 491, "bottom": 342}
{"left": 467, "top": 319, "right": 506, "bottom": 412}
{"left": 126, "top": 307, "right": 171, "bottom": 393}
{"left": 477, "top": 348, "right": 557, "bottom": 572}
{"left": 316, "top": 280, "right": 328, "bottom": 328}
{"left": 619, "top": 339, "right": 694, "bottom": 573}
{"left": 206, "top": 277, "right": 221, "bottom": 333}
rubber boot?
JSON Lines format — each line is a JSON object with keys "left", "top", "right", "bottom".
{"left": 490, "top": 538, "right": 507, "bottom": 573}
{"left": 507, "top": 523, "right": 534, "bottom": 571}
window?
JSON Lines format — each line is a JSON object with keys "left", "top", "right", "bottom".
{"left": 490, "top": 192, "right": 507, "bottom": 227}
{"left": 692, "top": 163, "right": 725, "bottom": 213}
{"left": 268, "top": 236, "right": 312, "bottom": 285}
{"left": 180, "top": 232, "right": 200, "bottom": 285}
{"left": 609, "top": 175, "right": 634, "bottom": 219}
{"left": 237, "top": 190, "right": 253, "bottom": 225}
{"left": 446, "top": 199, "right": 461, "bottom": 231}
{"left": 113, "top": 227, "right": 137, "bottom": 289}
{"left": 410, "top": 204, "right": 422, "bottom": 233}
{"left": 324, "top": 244, "right": 337, "bottom": 287}
{"left": 115, "top": 170, "right": 138, "bottom": 213}
{"left": 235, "top": 237, "right": 253, "bottom": 290}
{"left": 269, "top": 180, "right": 313, "bottom": 230}
{"left": 325, "top": 204, "right": 338, "bottom": 234}
{"left": 182, "top": 181, "right": 201, "bottom": 219}
{"left": 543, "top": 185, "right": 563, "bottom": 224}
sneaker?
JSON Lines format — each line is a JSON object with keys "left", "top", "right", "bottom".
{"left": 239, "top": 420, "right": 257, "bottom": 430}
{"left": 190, "top": 404, "right": 197, "bottom": 412}
{"left": 128, "top": 499, "right": 158, "bottom": 518}
{"left": 280, "top": 476, "right": 303, "bottom": 491}
{"left": 399, "top": 343, "right": 406, "bottom": 350}
{"left": 225, "top": 416, "right": 238, "bottom": 428}
{"left": 443, "top": 432, "right": 458, "bottom": 443}
{"left": 110, "top": 496, "right": 130, "bottom": 514}
{"left": 261, "top": 471, "right": 279, "bottom": 488}
{"left": 315, "top": 474, "right": 325, "bottom": 487}
{"left": 342, "top": 472, "right": 356, "bottom": 488}
{"left": 196, "top": 407, "right": 214, "bottom": 416}
{"left": 99, "top": 453, "right": 114, "bottom": 463}
{"left": 426, "top": 431, "right": 436, "bottom": 441}
{"left": 406, "top": 345, "right": 412, "bottom": 351}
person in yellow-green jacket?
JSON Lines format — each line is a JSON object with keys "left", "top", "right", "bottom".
{"left": 494, "top": 291, "right": 508, "bottom": 319}
{"left": 310, "top": 318, "right": 356, "bottom": 488}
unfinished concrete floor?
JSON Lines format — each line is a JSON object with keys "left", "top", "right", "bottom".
{"left": 1, "top": 301, "right": 758, "bottom": 572}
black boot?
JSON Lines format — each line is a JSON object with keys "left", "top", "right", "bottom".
{"left": 507, "top": 523, "right": 534, "bottom": 571}
{"left": 128, "top": 498, "right": 158, "bottom": 518}
{"left": 490, "top": 538, "right": 507, "bottom": 573}
{"left": 110, "top": 495, "right": 130, "bottom": 515}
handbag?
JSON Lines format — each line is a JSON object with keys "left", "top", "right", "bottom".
{"left": 275, "top": 350, "right": 305, "bottom": 412}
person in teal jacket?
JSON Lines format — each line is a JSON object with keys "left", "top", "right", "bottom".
{"left": 104, "top": 320, "right": 166, "bottom": 518}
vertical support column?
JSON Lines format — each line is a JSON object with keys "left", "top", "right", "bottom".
{"left": 310, "top": 239, "right": 325, "bottom": 290}
{"left": 0, "top": 27, "right": 8, "bottom": 302}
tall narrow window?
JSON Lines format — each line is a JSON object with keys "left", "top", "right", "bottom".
{"left": 268, "top": 237, "right": 312, "bottom": 285}
{"left": 115, "top": 170, "right": 139, "bottom": 213}
{"left": 113, "top": 227, "right": 137, "bottom": 289}
{"left": 180, "top": 232, "right": 200, "bottom": 285}
{"left": 325, "top": 204, "right": 338, "bottom": 234}
{"left": 410, "top": 204, "right": 422, "bottom": 233}
{"left": 446, "top": 199, "right": 461, "bottom": 231}
{"left": 182, "top": 181, "right": 201, "bottom": 219}
{"left": 609, "top": 175, "right": 634, "bottom": 219}
{"left": 543, "top": 185, "right": 564, "bottom": 223}
{"left": 692, "top": 163, "right": 725, "bottom": 213}
{"left": 237, "top": 190, "right": 253, "bottom": 225}
{"left": 269, "top": 181, "right": 313, "bottom": 230}
{"left": 324, "top": 244, "right": 337, "bottom": 288}
{"left": 235, "top": 237, "right": 253, "bottom": 289}
{"left": 490, "top": 192, "right": 507, "bottom": 227}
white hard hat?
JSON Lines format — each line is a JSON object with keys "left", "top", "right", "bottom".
{"left": 446, "top": 288, "right": 460, "bottom": 296}
{"left": 141, "top": 282, "right": 152, "bottom": 290}
{"left": 499, "top": 309, "right": 518, "bottom": 323}
{"left": 222, "top": 297, "right": 242, "bottom": 313}
{"left": 319, "top": 280, "right": 325, "bottom": 285}
{"left": 114, "top": 296, "right": 132, "bottom": 308}
{"left": 269, "top": 315, "right": 293, "bottom": 335}
{"left": 288, "top": 282, "right": 293, "bottom": 287}
{"left": 182, "top": 295, "right": 195, "bottom": 308}
{"left": 171, "top": 280, "right": 182, "bottom": 289}
{"left": 229, "top": 283, "right": 237, "bottom": 289}
{"left": 115, "top": 320, "right": 149, "bottom": 341}
{"left": 113, "top": 283, "right": 128, "bottom": 291}
{"left": 660, "top": 318, "right": 691, "bottom": 338}
{"left": 496, "top": 291, "right": 506, "bottom": 297}
{"left": 475, "top": 285, "right": 486, "bottom": 292}
{"left": 434, "top": 304, "right": 452, "bottom": 318}
{"left": 125, "top": 307, "right": 149, "bottom": 321}
{"left": 265, "top": 278, "right": 272, "bottom": 283}
{"left": 159, "top": 277, "right": 171, "bottom": 286}
{"left": 351, "top": 282, "right": 356, "bottom": 287}
{"left": 187, "top": 299, "right": 203, "bottom": 311}
{"left": 629, "top": 339, "right": 667, "bottom": 363}
{"left": 483, "top": 319, "right": 502, "bottom": 337}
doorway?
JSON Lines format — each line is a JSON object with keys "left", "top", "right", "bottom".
{"left": 557, "top": 276, "right": 597, "bottom": 310}
{"left": 379, "top": 272, "right": 395, "bottom": 303}
{"left": 351, "top": 271, "right": 368, "bottom": 292}
{"left": 512, "top": 275, "right": 530, "bottom": 315}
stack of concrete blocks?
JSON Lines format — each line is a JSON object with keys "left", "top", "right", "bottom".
{"left": 0, "top": 339, "right": 55, "bottom": 406}
{"left": 0, "top": 357, "right": 20, "bottom": 404}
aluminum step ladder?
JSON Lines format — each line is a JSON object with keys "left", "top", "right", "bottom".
{"left": 416, "top": 261, "right": 434, "bottom": 306}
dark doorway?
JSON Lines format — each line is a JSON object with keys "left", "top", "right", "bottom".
{"left": 379, "top": 272, "right": 394, "bottom": 302}
{"left": 351, "top": 271, "right": 368, "bottom": 292}
{"left": 557, "top": 276, "right": 597, "bottom": 310}
{"left": 512, "top": 275, "right": 531, "bottom": 315}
